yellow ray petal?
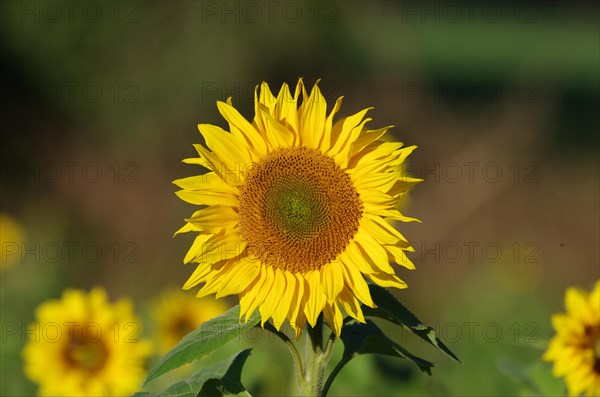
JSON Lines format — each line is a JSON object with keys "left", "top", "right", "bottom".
{"left": 340, "top": 259, "right": 375, "bottom": 308}
{"left": 257, "top": 105, "right": 296, "bottom": 148}
{"left": 384, "top": 244, "right": 416, "bottom": 270}
{"left": 354, "top": 227, "right": 395, "bottom": 273}
{"left": 299, "top": 82, "right": 327, "bottom": 149}
{"left": 272, "top": 270, "right": 297, "bottom": 331}
{"left": 304, "top": 270, "right": 327, "bottom": 327}
{"left": 323, "top": 301, "right": 343, "bottom": 336}
{"left": 367, "top": 272, "right": 408, "bottom": 290}
{"left": 274, "top": 82, "right": 300, "bottom": 134}
{"left": 185, "top": 206, "right": 239, "bottom": 234}
{"left": 216, "top": 255, "right": 261, "bottom": 298}
{"left": 320, "top": 262, "right": 344, "bottom": 303}
{"left": 338, "top": 287, "right": 366, "bottom": 323}
{"left": 245, "top": 265, "right": 275, "bottom": 321}
{"left": 217, "top": 100, "right": 268, "bottom": 158}
{"left": 319, "top": 96, "right": 344, "bottom": 152}
{"left": 361, "top": 214, "right": 409, "bottom": 245}
{"left": 259, "top": 268, "right": 286, "bottom": 326}
{"left": 328, "top": 107, "right": 371, "bottom": 157}
{"left": 175, "top": 189, "right": 238, "bottom": 207}
{"left": 183, "top": 234, "right": 212, "bottom": 264}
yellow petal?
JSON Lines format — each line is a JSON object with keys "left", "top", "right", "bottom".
{"left": 245, "top": 265, "right": 275, "bottom": 321}
{"left": 259, "top": 268, "right": 286, "bottom": 326}
{"left": 299, "top": 82, "right": 327, "bottom": 149}
{"left": 175, "top": 189, "right": 238, "bottom": 207}
{"left": 354, "top": 227, "right": 395, "bottom": 274}
{"left": 183, "top": 234, "right": 212, "bottom": 264}
{"left": 367, "top": 272, "right": 408, "bottom": 290}
{"left": 257, "top": 105, "right": 296, "bottom": 148}
{"left": 384, "top": 245, "right": 416, "bottom": 270}
{"left": 274, "top": 82, "right": 300, "bottom": 134}
{"left": 217, "top": 100, "right": 268, "bottom": 158}
{"left": 304, "top": 270, "right": 327, "bottom": 327}
{"left": 199, "top": 123, "right": 252, "bottom": 164}
{"left": 272, "top": 270, "right": 296, "bottom": 331}
{"left": 338, "top": 287, "right": 366, "bottom": 323}
{"left": 328, "top": 108, "right": 371, "bottom": 160}
{"left": 350, "top": 126, "right": 391, "bottom": 158}
{"left": 216, "top": 255, "right": 261, "bottom": 298}
{"left": 185, "top": 206, "right": 239, "bottom": 234}
{"left": 320, "top": 262, "right": 344, "bottom": 303}
{"left": 341, "top": 260, "right": 375, "bottom": 307}
{"left": 320, "top": 96, "right": 344, "bottom": 152}
{"left": 288, "top": 273, "right": 308, "bottom": 339}
{"left": 323, "top": 301, "right": 343, "bottom": 336}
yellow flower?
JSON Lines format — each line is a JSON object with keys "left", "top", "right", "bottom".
{"left": 0, "top": 213, "right": 25, "bottom": 271}
{"left": 22, "top": 288, "right": 151, "bottom": 396}
{"left": 544, "top": 281, "right": 600, "bottom": 396}
{"left": 152, "top": 288, "right": 228, "bottom": 354}
{"left": 175, "top": 79, "right": 421, "bottom": 338}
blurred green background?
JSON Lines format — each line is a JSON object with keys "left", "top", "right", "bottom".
{"left": 1, "top": 1, "right": 598, "bottom": 395}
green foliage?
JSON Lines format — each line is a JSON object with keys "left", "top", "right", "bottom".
{"left": 340, "top": 320, "right": 434, "bottom": 374}
{"left": 135, "top": 349, "right": 252, "bottom": 397}
{"left": 364, "top": 284, "right": 460, "bottom": 362}
{"left": 144, "top": 306, "right": 260, "bottom": 385}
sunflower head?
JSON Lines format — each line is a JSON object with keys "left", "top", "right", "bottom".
{"left": 175, "top": 79, "right": 422, "bottom": 338}
{"left": 152, "top": 289, "right": 228, "bottom": 354}
{"left": 543, "top": 280, "right": 600, "bottom": 397}
{"left": 22, "top": 288, "right": 151, "bottom": 396}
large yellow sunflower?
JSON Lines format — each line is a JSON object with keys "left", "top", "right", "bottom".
{"left": 22, "top": 288, "right": 151, "bottom": 396}
{"left": 544, "top": 280, "right": 600, "bottom": 397}
{"left": 152, "top": 288, "right": 228, "bottom": 354}
{"left": 175, "top": 79, "right": 421, "bottom": 338}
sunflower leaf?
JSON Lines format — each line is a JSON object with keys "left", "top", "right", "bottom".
{"left": 135, "top": 349, "right": 252, "bottom": 397}
{"left": 363, "top": 284, "right": 460, "bottom": 362}
{"left": 143, "top": 305, "right": 260, "bottom": 385}
{"left": 340, "top": 320, "right": 434, "bottom": 374}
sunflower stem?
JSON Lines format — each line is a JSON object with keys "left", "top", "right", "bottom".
{"left": 299, "top": 315, "right": 328, "bottom": 396}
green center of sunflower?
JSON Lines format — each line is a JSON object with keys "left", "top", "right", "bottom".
{"left": 239, "top": 147, "right": 362, "bottom": 273}
{"left": 63, "top": 333, "right": 108, "bottom": 373}
{"left": 266, "top": 176, "right": 328, "bottom": 240}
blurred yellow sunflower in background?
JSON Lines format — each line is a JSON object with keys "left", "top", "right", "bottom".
{"left": 175, "top": 79, "right": 421, "bottom": 338}
{"left": 22, "top": 288, "right": 151, "bottom": 396}
{"left": 0, "top": 213, "right": 25, "bottom": 271}
{"left": 152, "top": 289, "right": 228, "bottom": 354}
{"left": 544, "top": 280, "right": 600, "bottom": 396}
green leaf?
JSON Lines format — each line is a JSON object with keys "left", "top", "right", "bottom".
{"left": 363, "top": 284, "right": 460, "bottom": 362}
{"left": 341, "top": 320, "right": 434, "bottom": 374}
{"left": 144, "top": 305, "right": 260, "bottom": 385}
{"left": 135, "top": 349, "right": 253, "bottom": 397}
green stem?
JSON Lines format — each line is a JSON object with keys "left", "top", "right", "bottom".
{"left": 299, "top": 316, "right": 329, "bottom": 396}
{"left": 321, "top": 355, "right": 351, "bottom": 397}
{"left": 261, "top": 323, "right": 304, "bottom": 389}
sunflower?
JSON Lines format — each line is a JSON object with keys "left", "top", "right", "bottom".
{"left": 0, "top": 213, "right": 25, "bottom": 271}
{"left": 152, "top": 288, "right": 228, "bottom": 354}
{"left": 175, "top": 79, "right": 421, "bottom": 338}
{"left": 544, "top": 280, "right": 600, "bottom": 396}
{"left": 22, "top": 288, "right": 151, "bottom": 396}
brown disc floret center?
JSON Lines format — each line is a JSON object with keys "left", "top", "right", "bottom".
{"left": 239, "top": 147, "right": 362, "bottom": 273}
